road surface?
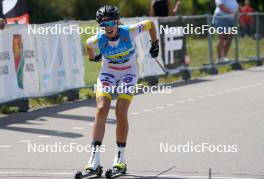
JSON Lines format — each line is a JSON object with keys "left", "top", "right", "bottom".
{"left": 1, "top": 66, "right": 264, "bottom": 179}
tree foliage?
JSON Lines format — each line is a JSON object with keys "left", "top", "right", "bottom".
{"left": 27, "top": 0, "right": 264, "bottom": 23}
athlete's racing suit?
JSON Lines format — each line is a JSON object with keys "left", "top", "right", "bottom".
{"left": 87, "top": 20, "right": 152, "bottom": 102}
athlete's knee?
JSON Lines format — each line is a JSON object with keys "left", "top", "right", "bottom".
{"left": 116, "top": 108, "right": 128, "bottom": 120}
{"left": 96, "top": 103, "right": 109, "bottom": 117}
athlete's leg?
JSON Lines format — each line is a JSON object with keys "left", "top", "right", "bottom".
{"left": 113, "top": 71, "right": 138, "bottom": 168}
{"left": 86, "top": 70, "right": 115, "bottom": 171}
{"left": 85, "top": 96, "right": 111, "bottom": 171}
{"left": 112, "top": 97, "right": 130, "bottom": 169}
{"left": 92, "top": 96, "right": 111, "bottom": 142}
{"left": 115, "top": 73, "right": 137, "bottom": 143}
{"left": 115, "top": 98, "right": 130, "bottom": 144}
{"left": 92, "top": 71, "right": 116, "bottom": 142}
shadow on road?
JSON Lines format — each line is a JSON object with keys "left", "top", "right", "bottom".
{"left": 0, "top": 79, "right": 210, "bottom": 138}
{"left": 0, "top": 99, "right": 116, "bottom": 138}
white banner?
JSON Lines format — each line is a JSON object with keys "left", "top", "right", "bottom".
{"left": 0, "top": 25, "right": 20, "bottom": 102}
{"left": 36, "top": 23, "right": 70, "bottom": 95}
{"left": 0, "top": 22, "right": 84, "bottom": 103}
{"left": 121, "top": 17, "right": 164, "bottom": 78}
{"left": 62, "top": 23, "right": 84, "bottom": 89}
{"left": 0, "top": 24, "right": 39, "bottom": 103}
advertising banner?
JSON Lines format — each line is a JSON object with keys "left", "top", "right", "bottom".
{"left": 0, "top": 22, "right": 84, "bottom": 103}
{"left": 158, "top": 16, "right": 186, "bottom": 74}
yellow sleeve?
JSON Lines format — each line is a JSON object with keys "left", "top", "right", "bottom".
{"left": 140, "top": 20, "right": 152, "bottom": 31}
{"left": 128, "top": 20, "right": 153, "bottom": 37}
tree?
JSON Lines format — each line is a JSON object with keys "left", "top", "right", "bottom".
{"left": 26, "top": 0, "right": 264, "bottom": 23}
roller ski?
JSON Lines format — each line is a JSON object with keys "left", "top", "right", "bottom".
{"left": 75, "top": 166, "right": 103, "bottom": 179}
{"left": 105, "top": 149, "right": 127, "bottom": 178}
{"left": 105, "top": 163, "right": 127, "bottom": 179}
{"left": 75, "top": 147, "right": 103, "bottom": 179}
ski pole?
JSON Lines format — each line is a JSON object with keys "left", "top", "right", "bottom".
{"left": 154, "top": 57, "right": 169, "bottom": 76}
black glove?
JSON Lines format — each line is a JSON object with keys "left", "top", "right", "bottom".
{"left": 149, "top": 40, "right": 159, "bottom": 58}
{"left": 91, "top": 53, "right": 102, "bottom": 62}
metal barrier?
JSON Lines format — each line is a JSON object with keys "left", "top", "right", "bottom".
{"left": 178, "top": 13, "right": 264, "bottom": 74}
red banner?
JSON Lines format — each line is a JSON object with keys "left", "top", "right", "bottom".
{"left": 6, "top": 13, "right": 29, "bottom": 24}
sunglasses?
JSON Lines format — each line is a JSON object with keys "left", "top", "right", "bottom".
{"left": 100, "top": 21, "right": 117, "bottom": 27}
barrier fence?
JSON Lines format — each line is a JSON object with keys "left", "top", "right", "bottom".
{"left": 0, "top": 22, "right": 84, "bottom": 105}
{"left": 0, "top": 13, "right": 264, "bottom": 111}
{"left": 182, "top": 13, "right": 264, "bottom": 73}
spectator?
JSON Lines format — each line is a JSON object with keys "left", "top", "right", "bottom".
{"left": 213, "top": 0, "right": 239, "bottom": 63}
{"left": 150, "top": 0, "right": 181, "bottom": 17}
{"left": 240, "top": 0, "right": 254, "bottom": 37}
{"left": 0, "top": 0, "right": 6, "bottom": 30}
{"left": 150, "top": 0, "right": 191, "bottom": 66}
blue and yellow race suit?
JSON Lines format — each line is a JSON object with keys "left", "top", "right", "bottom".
{"left": 87, "top": 20, "right": 152, "bottom": 102}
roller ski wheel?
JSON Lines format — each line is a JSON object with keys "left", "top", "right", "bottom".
{"left": 74, "top": 166, "right": 103, "bottom": 179}
{"left": 105, "top": 164, "right": 127, "bottom": 179}
{"left": 105, "top": 169, "right": 112, "bottom": 179}
{"left": 75, "top": 171, "right": 82, "bottom": 179}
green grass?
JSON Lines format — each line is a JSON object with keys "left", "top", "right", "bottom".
{"left": 187, "top": 36, "right": 264, "bottom": 67}
{"left": 83, "top": 56, "right": 100, "bottom": 87}
{"left": 79, "top": 88, "right": 96, "bottom": 99}
{"left": 29, "top": 95, "right": 68, "bottom": 108}
{"left": 80, "top": 22, "right": 101, "bottom": 87}
{"left": 0, "top": 106, "right": 19, "bottom": 114}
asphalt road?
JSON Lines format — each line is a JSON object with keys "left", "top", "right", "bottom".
{"left": 1, "top": 66, "right": 264, "bottom": 179}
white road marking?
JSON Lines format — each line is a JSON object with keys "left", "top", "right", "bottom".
{"left": 0, "top": 145, "right": 11, "bottom": 148}
{"left": 19, "top": 140, "right": 32, "bottom": 143}
{"left": 176, "top": 101, "right": 186, "bottom": 104}
{"left": 156, "top": 106, "right": 164, "bottom": 109}
{"left": 72, "top": 127, "right": 84, "bottom": 130}
{"left": 0, "top": 171, "right": 73, "bottom": 175}
{"left": 0, "top": 171, "right": 256, "bottom": 179}
{"left": 196, "top": 96, "right": 205, "bottom": 99}
{"left": 157, "top": 176, "right": 255, "bottom": 179}
{"left": 245, "top": 85, "right": 253, "bottom": 88}
{"left": 143, "top": 109, "right": 153, "bottom": 112}
{"left": 207, "top": 94, "right": 215, "bottom": 97}
{"left": 187, "top": 98, "right": 196, "bottom": 101}
{"left": 216, "top": 92, "right": 224, "bottom": 95}
{"left": 37, "top": 135, "right": 50, "bottom": 138}
{"left": 232, "top": 88, "right": 240, "bottom": 91}
{"left": 236, "top": 87, "right": 244, "bottom": 90}
{"left": 130, "top": 112, "right": 140, "bottom": 115}
{"left": 166, "top": 103, "right": 175, "bottom": 106}
{"left": 240, "top": 86, "right": 248, "bottom": 89}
